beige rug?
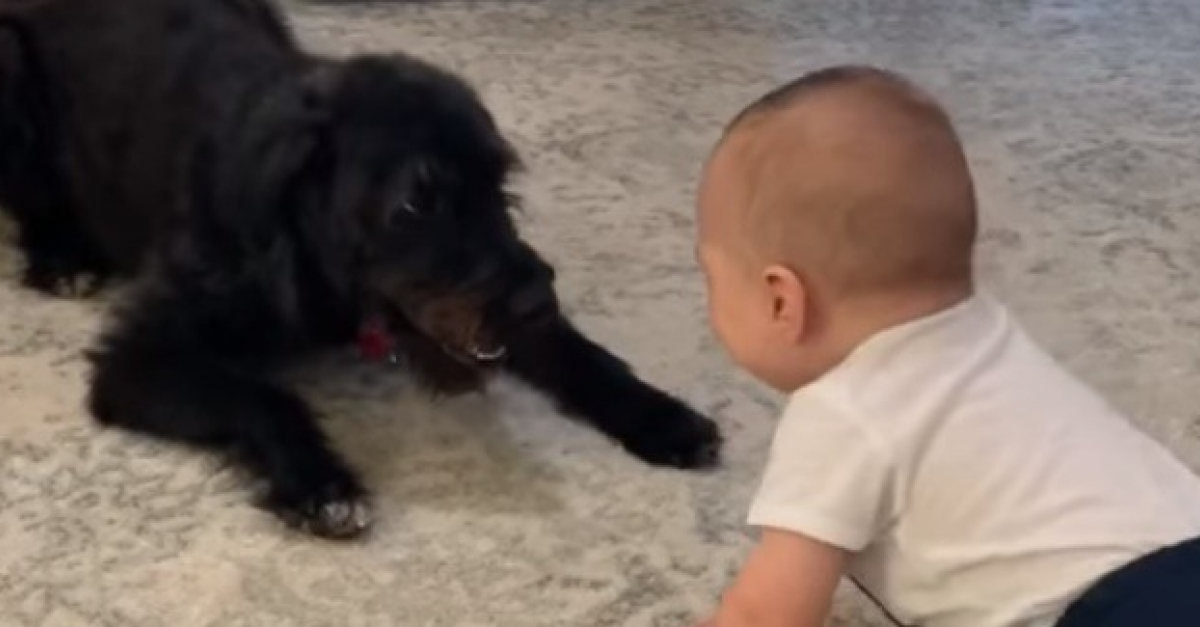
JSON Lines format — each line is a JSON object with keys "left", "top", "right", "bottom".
{"left": 2, "top": 0, "right": 1199, "bottom": 625}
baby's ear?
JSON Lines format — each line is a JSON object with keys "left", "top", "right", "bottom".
{"left": 763, "top": 264, "right": 809, "bottom": 339}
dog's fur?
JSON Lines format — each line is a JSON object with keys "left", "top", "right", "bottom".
{"left": 0, "top": 0, "right": 720, "bottom": 537}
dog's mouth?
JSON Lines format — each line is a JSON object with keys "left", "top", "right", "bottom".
{"left": 357, "top": 310, "right": 507, "bottom": 367}
{"left": 440, "top": 328, "right": 508, "bottom": 364}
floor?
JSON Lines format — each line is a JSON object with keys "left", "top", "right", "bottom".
{"left": 2, "top": 0, "right": 1200, "bottom": 625}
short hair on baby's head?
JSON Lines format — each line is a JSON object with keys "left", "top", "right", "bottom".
{"left": 715, "top": 65, "right": 978, "bottom": 297}
{"left": 726, "top": 65, "right": 892, "bottom": 131}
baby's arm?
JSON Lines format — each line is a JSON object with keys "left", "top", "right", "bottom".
{"left": 700, "top": 394, "right": 889, "bottom": 626}
{"left": 702, "top": 528, "right": 848, "bottom": 627}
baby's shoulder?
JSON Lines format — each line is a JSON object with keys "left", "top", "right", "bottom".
{"left": 811, "top": 323, "right": 1119, "bottom": 460}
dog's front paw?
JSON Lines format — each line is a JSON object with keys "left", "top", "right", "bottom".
{"left": 266, "top": 474, "right": 374, "bottom": 539}
{"left": 23, "top": 254, "right": 108, "bottom": 299}
{"left": 620, "top": 396, "right": 722, "bottom": 470}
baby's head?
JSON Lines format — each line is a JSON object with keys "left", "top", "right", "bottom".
{"left": 697, "top": 66, "right": 978, "bottom": 391}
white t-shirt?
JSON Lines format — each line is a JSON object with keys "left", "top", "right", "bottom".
{"left": 748, "top": 293, "right": 1200, "bottom": 627}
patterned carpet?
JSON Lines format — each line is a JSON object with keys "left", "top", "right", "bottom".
{"left": 2, "top": 0, "right": 1199, "bottom": 625}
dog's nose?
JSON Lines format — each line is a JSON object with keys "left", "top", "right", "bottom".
{"left": 507, "top": 282, "right": 557, "bottom": 327}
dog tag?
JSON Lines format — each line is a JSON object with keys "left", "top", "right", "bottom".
{"left": 358, "top": 320, "right": 395, "bottom": 362}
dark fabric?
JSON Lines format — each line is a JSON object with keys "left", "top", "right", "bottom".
{"left": 1055, "top": 536, "right": 1200, "bottom": 627}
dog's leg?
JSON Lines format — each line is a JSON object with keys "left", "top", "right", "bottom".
{"left": 88, "top": 312, "right": 372, "bottom": 538}
{"left": 0, "top": 144, "right": 109, "bottom": 297}
{"left": 505, "top": 317, "right": 721, "bottom": 469}
{"left": 0, "top": 23, "right": 108, "bottom": 297}
{"left": 11, "top": 196, "right": 111, "bottom": 297}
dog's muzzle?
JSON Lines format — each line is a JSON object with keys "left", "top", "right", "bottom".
{"left": 502, "top": 280, "right": 558, "bottom": 331}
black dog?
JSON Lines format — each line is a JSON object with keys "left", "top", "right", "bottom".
{"left": 0, "top": 0, "right": 720, "bottom": 537}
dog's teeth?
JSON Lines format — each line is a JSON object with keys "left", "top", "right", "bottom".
{"left": 472, "top": 345, "right": 507, "bottom": 362}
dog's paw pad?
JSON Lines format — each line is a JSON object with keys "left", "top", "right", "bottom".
{"left": 52, "top": 273, "right": 104, "bottom": 299}
{"left": 23, "top": 260, "right": 107, "bottom": 299}
{"left": 313, "top": 499, "right": 374, "bottom": 538}
{"left": 273, "top": 494, "right": 374, "bottom": 539}
{"left": 264, "top": 477, "right": 374, "bottom": 540}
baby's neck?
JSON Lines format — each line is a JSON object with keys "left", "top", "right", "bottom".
{"left": 799, "top": 285, "right": 975, "bottom": 388}
{"left": 841, "top": 284, "right": 972, "bottom": 339}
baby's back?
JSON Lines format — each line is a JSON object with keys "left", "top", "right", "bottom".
{"left": 834, "top": 294, "right": 1200, "bottom": 626}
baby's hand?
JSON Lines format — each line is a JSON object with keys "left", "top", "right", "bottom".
{"left": 703, "top": 529, "right": 848, "bottom": 627}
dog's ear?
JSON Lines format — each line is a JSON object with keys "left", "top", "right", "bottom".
{"left": 0, "top": 25, "right": 20, "bottom": 128}
{"left": 292, "top": 63, "right": 369, "bottom": 299}
{"left": 299, "top": 62, "right": 341, "bottom": 107}
{"left": 217, "top": 63, "right": 376, "bottom": 313}
{"left": 214, "top": 68, "right": 335, "bottom": 239}
{"left": 195, "top": 67, "right": 341, "bottom": 324}
{"left": 0, "top": 21, "right": 35, "bottom": 171}
{"left": 0, "top": 24, "right": 21, "bottom": 84}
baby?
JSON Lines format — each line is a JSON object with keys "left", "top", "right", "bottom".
{"left": 694, "top": 65, "right": 1200, "bottom": 626}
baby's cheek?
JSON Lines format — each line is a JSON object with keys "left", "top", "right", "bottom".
{"left": 712, "top": 307, "right": 751, "bottom": 364}
{"left": 706, "top": 304, "right": 727, "bottom": 345}
{"left": 704, "top": 299, "right": 731, "bottom": 348}
{"left": 700, "top": 279, "right": 721, "bottom": 326}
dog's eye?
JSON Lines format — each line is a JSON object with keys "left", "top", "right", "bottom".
{"left": 387, "top": 200, "right": 423, "bottom": 226}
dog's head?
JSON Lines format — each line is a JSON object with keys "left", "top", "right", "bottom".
{"left": 240, "top": 55, "right": 558, "bottom": 366}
